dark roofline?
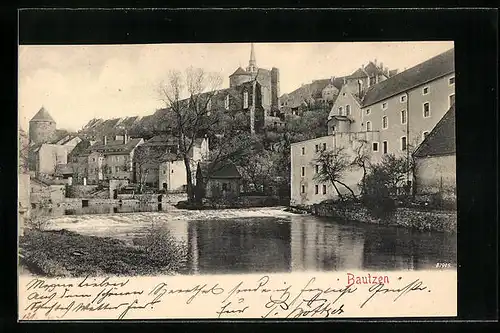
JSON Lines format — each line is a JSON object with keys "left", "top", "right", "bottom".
{"left": 362, "top": 48, "right": 455, "bottom": 107}
{"left": 363, "top": 71, "right": 454, "bottom": 107}
{"left": 413, "top": 104, "right": 455, "bottom": 158}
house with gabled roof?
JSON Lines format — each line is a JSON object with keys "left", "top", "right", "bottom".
{"left": 195, "top": 161, "right": 242, "bottom": 199}
{"left": 413, "top": 103, "right": 456, "bottom": 200}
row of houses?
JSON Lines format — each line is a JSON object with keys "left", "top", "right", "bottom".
{"left": 280, "top": 58, "right": 399, "bottom": 117}
{"left": 291, "top": 48, "right": 456, "bottom": 206}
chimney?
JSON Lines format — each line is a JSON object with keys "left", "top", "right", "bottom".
{"left": 358, "top": 79, "right": 362, "bottom": 97}
{"left": 123, "top": 131, "right": 128, "bottom": 144}
{"left": 374, "top": 58, "right": 377, "bottom": 65}
{"left": 380, "top": 62, "right": 384, "bottom": 69}
{"left": 103, "top": 136, "right": 107, "bottom": 145}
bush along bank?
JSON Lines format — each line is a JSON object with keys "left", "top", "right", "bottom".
{"left": 311, "top": 200, "right": 457, "bottom": 233}
{"left": 18, "top": 227, "right": 189, "bottom": 277}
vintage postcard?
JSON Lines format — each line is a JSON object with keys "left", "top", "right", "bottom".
{"left": 18, "top": 42, "right": 457, "bottom": 320}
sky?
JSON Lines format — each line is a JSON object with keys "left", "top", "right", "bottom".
{"left": 19, "top": 41, "right": 454, "bottom": 132}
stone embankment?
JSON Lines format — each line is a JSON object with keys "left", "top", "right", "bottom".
{"left": 307, "top": 202, "right": 457, "bottom": 233}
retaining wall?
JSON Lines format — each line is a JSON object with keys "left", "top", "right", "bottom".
{"left": 311, "top": 202, "right": 457, "bottom": 233}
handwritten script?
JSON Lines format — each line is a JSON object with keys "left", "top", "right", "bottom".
{"left": 17, "top": 271, "right": 455, "bottom": 320}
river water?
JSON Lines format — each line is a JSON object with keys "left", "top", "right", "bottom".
{"left": 41, "top": 206, "right": 457, "bottom": 274}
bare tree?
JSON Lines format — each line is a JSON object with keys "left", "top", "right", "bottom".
{"left": 134, "top": 145, "right": 172, "bottom": 193}
{"left": 313, "top": 147, "right": 357, "bottom": 201}
{"left": 351, "top": 139, "right": 372, "bottom": 195}
{"left": 18, "top": 128, "right": 29, "bottom": 174}
{"left": 158, "top": 67, "right": 223, "bottom": 202}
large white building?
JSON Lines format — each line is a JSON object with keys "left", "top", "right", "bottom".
{"left": 291, "top": 48, "right": 455, "bottom": 206}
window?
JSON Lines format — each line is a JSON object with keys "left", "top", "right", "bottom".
{"left": 322, "top": 184, "right": 327, "bottom": 194}
{"left": 323, "top": 143, "right": 326, "bottom": 150}
{"left": 401, "top": 136, "right": 407, "bottom": 151}
{"left": 224, "top": 95, "right": 230, "bottom": 109}
{"left": 301, "top": 166, "right": 305, "bottom": 177}
{"left": 382, "top": 116, "right": 388, "bottom": 129}
{"left": 401, "top": 109, "right": 407, "bottom": 124}
{"left": 115, "top": 166, "right": 120, "bottom": 173}
{"left": 382, "top": 102, "right": 387, "bottom": 110}
{"left": 449, "top": 94, "right": 455, "bottom": 108}
{"left": 423, "top": 86, "right": 429, "bottom": 95}
{"left": 243, "top": 91, "right": 249, "bottom": 109}
{"left": 315, "top": 144, "right": 319, "bottom": 152}
{"left": 422, "top": 131, "right": 429, "bottom": 140}
{"left": 315, "top": 185, "right": 319, "bottom": 195}
{"left": 383, "top": 141, "right": 388, "bottom": 154}
{"left": 92, "top": 158, "right": 96, "bottom": 162}
{"left": 400, "top": 95, "right": 407, "bottom": 103}
{"left": 372, "top": 142, "right": 379, "bottom": 152}
{"left": 346, "top": 105, "right": 351, "bottom": 116}
{"left": 301, "top": 185, "right": 305, "bottom": 194}
{"left": 366, "top": 121, "right": 372, "bottom": 131}
{"left": 301, "top": 147, "right": 305, "bottom": 155}
{"left": 315, "top": 165, "right": 319, "bottom": 174}
{"left": 163, "top": 170, "right": 166, "bottom": 174}
{"left": 366, "top": 108, "right": 371, "bottom": 115}
{"left": 338, "top": 106, "right": 343, "bottom": 115}
{"left": 342, "top": 92, "right": 346, "bottom": 96}
{"left": 423, "top": 102, "right": 430, "bottom": 118}
{"left": 449, "top": 76, "right": 455, "bottom": 85}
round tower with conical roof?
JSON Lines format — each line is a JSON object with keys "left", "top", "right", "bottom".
{"left": 29, "top": 106, "right": 56, "bottom": 145}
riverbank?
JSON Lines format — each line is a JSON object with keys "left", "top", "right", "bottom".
{"left": 310, "top": 202, "right": 457, "bottom": 233}
{"left": 19, "top": 228, "right": 188, "bottom": 277}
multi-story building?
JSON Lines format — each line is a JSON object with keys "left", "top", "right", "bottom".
{"left": 74, "top": 133, "right": 144, "bottom": 185}
{"left": 133, "top": 134, "right": 209, "bottom": 191}
{"left": 291, "top": 48, "right": 455, "bottom": 206}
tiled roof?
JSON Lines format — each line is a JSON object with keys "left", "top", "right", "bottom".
{"left": 86, "top": 138, "right": 142, "bottom": 155}
{"left": 362, "top": 48, "right": 454, "bottom": 107}
{"left": 230, "top": 67, "right": 249, "bottom": 76}
{"left": 198, "top": 161, "right": 241, "bottom": 179}
{"left": 414, "top": 103, "right": 455, "bottom": 158}
{"left": 30, "top": 106, "right": 55, "bottom": 122}
{"left": 55, "top": 163, "right": 74, "bottom": 175}
{"left": 347, "top": 62, "right": 388, "bottom": 80}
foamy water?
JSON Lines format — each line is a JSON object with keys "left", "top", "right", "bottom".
{"left": 44, "top": 207, "right": 296, "bottom": 241}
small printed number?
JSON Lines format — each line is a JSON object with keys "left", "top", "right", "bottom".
{"left": 436, "top": 263, "right": 452, "bottom": 268}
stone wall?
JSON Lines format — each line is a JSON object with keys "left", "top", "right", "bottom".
{"left": 311, "top": 202, "right": 456, "bottom": 233}
{"left": 66, "top": 185, "right": 99, "bottom": 198}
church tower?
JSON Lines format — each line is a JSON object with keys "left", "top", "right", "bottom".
{"left": 29, "top": 106, "right": 56, "bottom": 145}
{"left": 246, "top": 43, "right": 258, "bottom": 74}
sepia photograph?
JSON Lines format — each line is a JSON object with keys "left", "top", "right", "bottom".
{"left": 18, "top": 41, "right": 458, "bottom": 319}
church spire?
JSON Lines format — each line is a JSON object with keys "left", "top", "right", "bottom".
{"left": 247, "top": 43, "right": 257, "bottom": 73}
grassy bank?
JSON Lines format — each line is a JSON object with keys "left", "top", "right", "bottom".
{"left": 19, "top": 228, "right": 189, "bottom": 277}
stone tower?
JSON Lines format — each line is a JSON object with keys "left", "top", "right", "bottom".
{"left": 29, "top": 106, "right": 56, "bottom": 145}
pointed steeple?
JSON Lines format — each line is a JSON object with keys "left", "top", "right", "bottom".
{"left": 247, "top": 43, "right": 257, "bottom": 73}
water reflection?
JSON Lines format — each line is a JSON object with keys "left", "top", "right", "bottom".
{"left": 185, "top": 215, "right": 456, "bottom": 274}
{"left": 187, "top": 218, "right": 291, "bottom": 274}
{"left": 33, "top": 205, "right": 457, "bottom": 274}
